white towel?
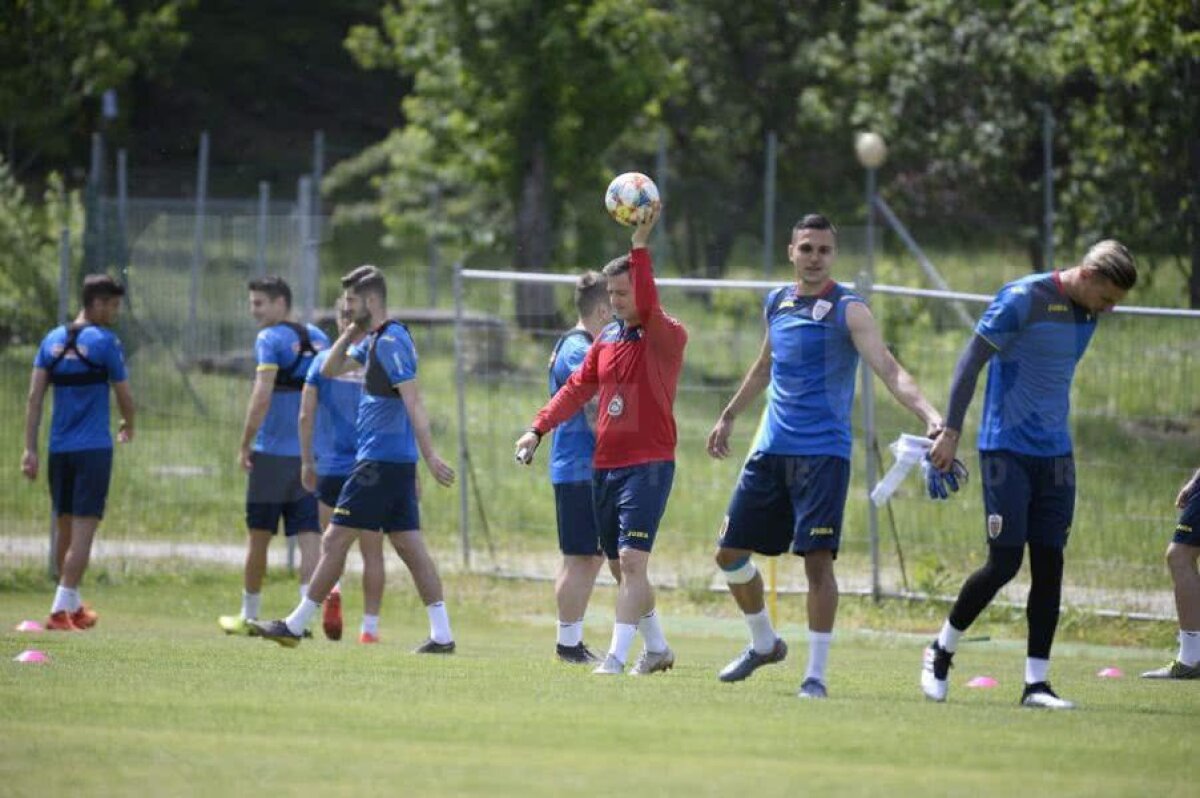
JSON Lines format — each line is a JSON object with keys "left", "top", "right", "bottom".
{"left": 870, "top": 433, "right": 933, "bottom": 506}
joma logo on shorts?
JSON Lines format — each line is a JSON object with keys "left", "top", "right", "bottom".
{"left": 333, "top": 507, "right": 350, "bottom": 515}
{"left": 626, "top": 530, "right": 649, "bottom": 539}
{"left": 811, "top": 527, "right": 834, "bottom": 536}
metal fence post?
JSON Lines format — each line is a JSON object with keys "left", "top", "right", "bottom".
{"left": 255, "top": 181, "right": 270, "bottom": 277}
{"left": 762, "top": 130, "right": 778, "bottom": 279}
{"left": 861, "top": 163, "right": 881, "bottom": 602}
{"left": 453, "top": 261, "right": 471, "bottom": 569}
{"left": 188, "top": 131, "right": 210, "bottom": 358}
{"left": 297, "top": 176, "right": 315, "bottom": 324}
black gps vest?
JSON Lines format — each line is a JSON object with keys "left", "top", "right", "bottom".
{"left": 46, "top": 324, "right": 109, "bottom": 387}
{"left": 272, "top": 321, "right": 319, "bottom": 392}
{"left": 364, "top": 320, "right": 411, "bottom": 398}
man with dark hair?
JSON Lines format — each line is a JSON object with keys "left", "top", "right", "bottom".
{"left": 922, "top": 239, "right": 1137, "bottom": 709}
{"left": 23, "top": 274, "right": 135, "bottom": 630}
{"left": 299, "top": 300, "right": 385, "bottom": 643}
{"left": 219, "top": 275, "right": 330, "bottom": 635}
{"left": 515, "top": 208, "right": 688, "bottom": 677}
{"left": 706, "top": 214, "right": 944, "bottom": 698}
{"left": 1142, "top": 465, "right": 1200, "bottom": 679}
{"left": 253, "top": 265, "right": 458, "bottom": 651}
{"left": 543, "top": 271, "right": 616, "bottom": 663}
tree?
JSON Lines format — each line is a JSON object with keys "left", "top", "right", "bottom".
{"left": 339, "top": 0, "right": 677, "bottom": 326}
{"left": 0, "top": 0, "right": 187, "bottom": 178}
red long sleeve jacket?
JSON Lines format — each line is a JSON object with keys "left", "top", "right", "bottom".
{"left": 532, "top": 247, "right": 688, "bottom": 469}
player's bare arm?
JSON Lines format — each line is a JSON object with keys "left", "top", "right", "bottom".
{"left": 21, "top": 367, "right": 49, "bottom": 481}
{"left": 516, "top": 347, "right": 600, "bottom": 464}
{"left": 298, "top": 383, "right": 318, "bottom": 492}
{"left": 321, "top": 322, "right": 365, "bottom": 378}
{"left": 397, "top": 379, "right": 455, "bottom": 487}
{"left": 707, "top": 332, "right": 772, "bottom": 459}
{"left": 113, "top": 380, "right": 135, "bottom": 444}
{"left": 846, "top": 302, "right": 943, "bottom": 436}
{"left": 238, "top": 371, "right": 275, "bottom": 472}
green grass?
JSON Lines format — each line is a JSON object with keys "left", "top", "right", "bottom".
{"left": 0, "top": 572, "right": 1195, "bottom": 797}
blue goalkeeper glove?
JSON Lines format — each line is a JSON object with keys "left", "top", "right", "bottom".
{"left": 922, "top": 456, "right": 969, "bottom": 500}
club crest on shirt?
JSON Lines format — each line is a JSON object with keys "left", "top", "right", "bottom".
{"left": 607, "top": 394, "right": 625, "bottom": 417}
{"left": 987, "top": 514, "right": 1003, "bottom": 539}
{"left": 812, "top": 299, "right": 833, "bottom": 321}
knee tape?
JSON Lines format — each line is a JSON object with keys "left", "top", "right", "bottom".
{"left": 721, "top": 557, "right": 757, "bottom": 585}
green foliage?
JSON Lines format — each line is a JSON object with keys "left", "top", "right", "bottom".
{"left": 854, "top": 0, "right": 1200, "bottom": 267}
{"left": 334, "top": 0, "right": 678, "bottom": 265}
{"left": 0, "top": 156, "right": 83, "bottom": 346}
{"left": 0, "top": 0, "right": 188, "bottom": 175}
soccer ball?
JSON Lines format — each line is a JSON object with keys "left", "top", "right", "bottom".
{"left": 605, "top": 172, "right": 660, "bottom": 227}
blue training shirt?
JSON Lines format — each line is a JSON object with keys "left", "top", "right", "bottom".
{"left": 254, "top": 322, "right": 330, "bottom": 457}
{"left": 305, "top": 349, "right": 363, "bottom": 477}
{"left": 547, "top": 329, "right": 596, "bottom": 484}
{"left": 348, "top": 322, "right": 419, "bottom": 464}
{"left": 975, "top": 272, "right": 1097, "bottom": 457}
{"left": 754, "top": 282, "right": 865, "bottom": 461}
{"left": 35, "top": 324, "right": 129, "bottom": 453}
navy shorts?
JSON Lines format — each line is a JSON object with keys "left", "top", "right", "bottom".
{"left": 1174, "top": 490, "right": 1200, "bottom": 547}
{"left": 317, "top": 474, "right": 348, "bottom": 509}
{"left": 48, "top": 448, "right": 113, "bottom": 518}
{"left": 979, "top": 450, "right": 1075, "bottom": 549}
{"left": 553, "top": 480, "right": 602, "bottom": 557}
{"left": 592, "top": 461, "right": 675, "bottom": 559}
{"left": 333, "top": 459, "right": 419, "bottom": 533}
{"left": 719, "top": 452, "right": 850, "bottom": 558}
{"left": 246, "top": 452, "right": 319, "bottom": 536}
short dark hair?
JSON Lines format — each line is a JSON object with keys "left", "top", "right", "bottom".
{"left": 340, "top": 264, "right": 387, "bottom": 303}
{"left": 792, "top": 213, "right": 838, "bottom": 241}
{"left": 601, "top": 255, "right": 630, "bottom": 279}
{"left": 81, "top": 274, "right": 126, "bottom": 308}
{"left": 1081, "top": 240, "right": 1137, "bottom": 290}
{"left": 574, "top": 271, "right": 608, "bottom": 318}
{"left": 247, "top": 275, "right": 292, "bottom": 308}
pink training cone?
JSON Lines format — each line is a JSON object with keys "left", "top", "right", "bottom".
{"left": 14, "top": 620, "right": 44, "bottom": 632}
{"left": 966, "top": 676, "right": 999, "bottom": 688}
{"left": 13, "top": 649, "right": 49, "bottom": 664}
{"left": 1097, "top": 667, "right": 1123, "bottom": 678}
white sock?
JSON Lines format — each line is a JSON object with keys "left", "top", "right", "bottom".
{"left": 745, "top": 609, "right": 776, "bottom": 654}
{"left": 332, "top": 581, "right": 341, "bottom": 593}
{"left": 1177, "top": 630, "right": 1200, "bottom": 666}
{"left": 1025, "top": 657, "right": 1050, "bottom": 684}
{"left": 361, "top": 614, "right": 379, "bottom": 636}
{"left": 68, "top": 588, "right": 82, "bottom": 611}
{"left": 241, "top": 591, "right": 261, "bottom": 621}
{"left": 557, "top": 620, "right": 584, "bottom": 647}
{"left": 805, "top": 630, "right": 833, "bottom": 682}
{"left": 937, "top": 620, "right": 964, "bottom": 653}
{"left": 638, "top": 610, "right": 668, "bottom": 653}
{"left": 427, "top": 601, "right": 453, "bottom": 644}
{"left": 608, "top": 623, "right": 638, "bottom": 664}
{"left": 285, "top": 598, "right": 320, "bottom": 635}
{"left": 299, "top": 583, "right": 309, "bottom": 603}
{"left": 50, "top": 585, "right": 78, "bottom": 614}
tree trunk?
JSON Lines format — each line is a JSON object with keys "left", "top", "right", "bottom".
{"left": 513, "top": 137, "right": 561, "bottom": 330}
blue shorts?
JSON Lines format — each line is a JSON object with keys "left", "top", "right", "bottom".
{"left": 553, "top": 480, "right": 602, "bottom": 557}
{"left": 1174, "top": 490, "right": 1200, "bottom": 547}
{"left": 48, "top": 448, "right": 113, "bottom": 518}
{"left": 592, "top": 461, "right": 675, "bottom": 559}
{"left": 719, "top": 452, "right": 850, "bottom": 558}
{"left": 317, "top": 474, "right": 348, "bottom": 508}
{"left": 246, "top": 452, "right": 319, "bottom": 536}
{"left": 333, "top": 460, "right": 419, "bottom": 533}
{"left": 979, "top": 450, "right": 1075, "bottom": 549}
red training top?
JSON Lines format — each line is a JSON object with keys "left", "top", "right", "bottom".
{"left": 532, "top": 247, "right": 688, "bottom": 469}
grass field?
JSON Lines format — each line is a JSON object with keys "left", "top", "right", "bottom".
{"left": 0, "top": 569, "right": 1195, "bottom": 797}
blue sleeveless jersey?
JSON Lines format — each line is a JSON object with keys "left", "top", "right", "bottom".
{"left": 754, "top": 283, "right": 865, "bottom": 460}
{"left": 975, "top": 272, "right": 1097, "bottom": 456}
{"left": 305, "top": 349, "right": 363, "bottom": 477}
{"left": 547, "top": 330, "right": 595, "bottom": 484}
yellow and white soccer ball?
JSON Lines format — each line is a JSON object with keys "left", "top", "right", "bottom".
{"left": 604, "top": 172, "right": 660, "bottom": 227}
